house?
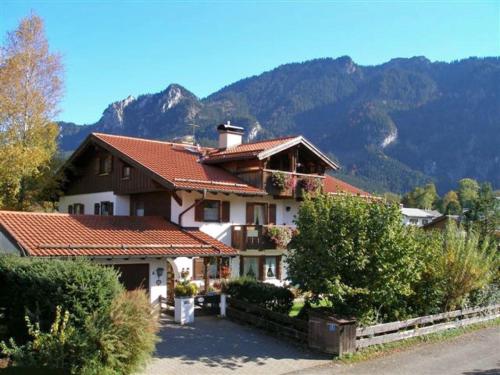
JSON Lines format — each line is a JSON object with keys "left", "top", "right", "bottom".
{"left": 423, "top": 214, "right": 461, "bottom": 231}
{"left": 401, "top": 207, "right": 441, "bottom": 226}
{"left": 0, "top": 122, "right": 369, "bottom": 302}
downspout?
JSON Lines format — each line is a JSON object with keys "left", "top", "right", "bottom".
{"left": 178, "top": 189, "right": 207, "bottom": 228}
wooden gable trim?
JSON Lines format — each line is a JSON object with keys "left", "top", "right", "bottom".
{"left": 257, "top": 136, "right": 339, "bottom": 170}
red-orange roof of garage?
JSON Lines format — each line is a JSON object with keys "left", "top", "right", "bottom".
{"left": 0, "top": 211, "right": 238, "bottom": 257}
{"left": 323, "top": 175, "right": 370, "bottom": 196}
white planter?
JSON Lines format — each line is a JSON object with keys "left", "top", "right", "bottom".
{"left": 220, "top": 293, "right": 227, "bottom": 317}
{"left": 174, "top": 297, "right": 195, "bottom": 324}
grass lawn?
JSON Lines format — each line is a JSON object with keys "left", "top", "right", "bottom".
{"left": 289, "top": 299, "right": 332, "bottom": 317}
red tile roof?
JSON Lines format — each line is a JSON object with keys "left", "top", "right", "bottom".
{"left": 323, "top": 175, "right": 370, "bottom": 196}
{"left": 204, "top": 136, "right": 299, "bottom": 162}
{"left": 91, "top": 133, "right": 265, "bottom": 195}
{"left": 0, "top": 211, "right": 237, "bottom": 257}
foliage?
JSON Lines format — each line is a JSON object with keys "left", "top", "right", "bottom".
{"left": 174, "top": 280, "right": 198, "bottom": 297}
{"left": 463, "top": 182, "right": 499, "bottom": 241}
{"left": 458, "top": 178, "right": 480, "bottom": 209}
{"left": 0, "top": 14, "right": 63, "bottom": 210}
{"left": 442, "top": 190, "right": 462, "bottom": 214}
{"left": 437, "top": 223, "right": 498, "bottom": 311}
{"left": 287, "top": 194, "right": 424, "bottom": 324}
{"left": 0, "top": 256, "right": 123, "bottom": 341}
{"left": 223, "top": 277, "right": 294, "bottom": 313}
{"left": 270, "top": 171, "right": 291, "bottom": 191}
{"left": 1, "top": 290, "right": 158, "bottom": 375}
{"left": 402, "top": 183, "right": 438, "bottom": 210}
{"left": 266, "top": 225, "right": 294, "bottom": 249}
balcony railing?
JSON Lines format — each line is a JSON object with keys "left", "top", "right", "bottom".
{"left": 231, "top": 225, "right": 277, "bottom": 251}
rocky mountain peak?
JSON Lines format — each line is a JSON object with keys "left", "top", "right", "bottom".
{"left": 100, "top": 95, "right": 135, "bottom": 129}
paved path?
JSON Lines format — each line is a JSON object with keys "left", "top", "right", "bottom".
{"left": 143, "top": 316, "right": 330, "bottom": 375}
{"left": 289, "top": 326, "right": 500, "bottom": 375}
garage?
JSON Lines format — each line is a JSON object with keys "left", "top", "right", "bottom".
{"left": 114, "top": 263, "right": 150, "bottom": 291}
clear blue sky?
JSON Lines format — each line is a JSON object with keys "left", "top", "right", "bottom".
{"left": 2, "top": 1, "right": 499, "bottom": 124}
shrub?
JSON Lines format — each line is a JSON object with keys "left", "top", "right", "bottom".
{"left": 223, "top": 277, "right": 294, "bottom": 313}
{"left": 0, "top": 256, "right": 123, "bottom": 341}
{"left": 174, "top": 280, "right": 198, "bottom": 297}
{"left": 1, "top": 290, "right": 158, "bottom": 375}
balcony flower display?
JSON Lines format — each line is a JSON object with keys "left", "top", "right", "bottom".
{"left": 271, "top": 171, "right": 292, "bottom": 191}
{"left": 266, "top": 225, "right": 294, "bottom": 249}
{"left": 299, "top": 177, "right": 322, "bottom": 193}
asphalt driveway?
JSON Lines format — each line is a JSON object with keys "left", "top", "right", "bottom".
{"left": 142, "top": 315, "right": 330, "bottom": 375}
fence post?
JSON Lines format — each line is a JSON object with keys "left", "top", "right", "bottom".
{"left": 220, "top": 293, "right": 227, "bottom": 317}
{"left": 308, "top": 311, "right": 357, "bottom": 356}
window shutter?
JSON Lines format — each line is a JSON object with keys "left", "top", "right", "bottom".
{"left": 94, "top": 203, "right": 100, "bottom": 215}
{"left": 194, "top": 200, "right": 204, "bottom": 222}
{"left": 258, "top": 256, "right": 265, "bottom": 281}
{"left": 94, "top": 158, "right": 100, "bottom": 174}
{"left": 221, "top": 201, "right": 230, "bottom": 222}
{"left": 109, "top": 202, "right": 114, "bottom": 216}
{"left": 193, "top": 258, "right": 205, "bottom": 280}
{"left": 246, "top": 203, "right": 254, "bottom": 224}
{"left": 106, "top": 155, "right": 113, "bottom": 173}
{"left": 269, "top": 204, "right": 277, "bottom": 225}
{"left": 276, "top": 256, "right": 281, "bottom": 280}
{"left": 68, "top": 205, "right": 73, "bottom": 214}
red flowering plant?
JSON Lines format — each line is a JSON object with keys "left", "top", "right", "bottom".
{"left": 299, "top": 177, "right": 321, "bottom": 193}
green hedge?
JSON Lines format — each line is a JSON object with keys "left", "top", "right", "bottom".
{"left": 0, "top": 256, "right": 122, "bottom": 341}
{"left": 223, "top": 277, "right": 294, "bottom": 313}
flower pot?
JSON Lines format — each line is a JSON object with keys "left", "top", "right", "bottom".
{"left": 174, "top": 297, "right": 195, "bottom": 324}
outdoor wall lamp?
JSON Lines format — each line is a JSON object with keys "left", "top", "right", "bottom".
{"left": 156, "top": 267, "right": 164, "bottom": 278}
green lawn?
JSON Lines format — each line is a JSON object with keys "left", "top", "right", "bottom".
{"left": 289, "top": 299, "right": 332, "bottom": 317}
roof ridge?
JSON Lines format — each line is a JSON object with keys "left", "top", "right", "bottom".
{"left": 92, "top": 132, "right": 211, "bottom": 150}
{"left": 226, "top": 135, "right": 299, "bottom": 148}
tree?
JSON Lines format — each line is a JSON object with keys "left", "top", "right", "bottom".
{"left": 442, "top": 190, "right": 462, "bottom": 215}
{"left": 287, "top": 194, "right": 421, "bottom": 324}
{"left": 463, "top": 183, "right": 499, "bottom": 240}
{"left": 458, "top": 178, "right": 480, "bottom": 209}
{"left": 0, "top": 14, "right": 63, "bottom": 210}
{"left": 402, "top": 183, "right": 439, "bottom": 210}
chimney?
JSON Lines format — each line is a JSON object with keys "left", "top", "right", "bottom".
{"left": 217, "top": 121, "right": 244, "bottom": 149}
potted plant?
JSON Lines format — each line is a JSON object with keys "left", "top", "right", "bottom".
{"left": 174, "top": 280, "right": 198, "bottom": 324}
{"left": 266, "top": 225, "right": 294, "bottom": 249}
{"left": 299, "top": 177, "right": 321, "bottom": 194}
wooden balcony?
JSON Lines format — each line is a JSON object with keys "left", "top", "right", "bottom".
{"left": 231, "top": 225, "right": 277, "bottom": 251}
{"left": 263, "top": 169, "right": 325, "bottom": 199}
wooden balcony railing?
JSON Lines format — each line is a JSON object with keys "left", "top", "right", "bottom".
{"left": 231, "top": 225, "right": 278, "bottom": 251}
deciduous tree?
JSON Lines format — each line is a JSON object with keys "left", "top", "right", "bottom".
{"left": 0, "top": 14, "right": 63, "bottom": 210}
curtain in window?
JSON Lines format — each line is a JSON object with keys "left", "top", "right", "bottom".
{"left": 265, "top": 256, "right": 276, "bottom": 279}
{"left": 243, "top": 257, "right": 258, "bottom": 279}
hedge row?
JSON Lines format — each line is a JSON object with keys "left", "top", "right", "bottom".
{"left": 223, "top": 277, "right": 294, "bottom": 313}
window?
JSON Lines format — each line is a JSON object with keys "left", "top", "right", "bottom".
{"left": 73, "top": 203, "right": 84, "bottom": 215}
{"left": 68, "top": 204, "right": 84, "bottom": 215}
{"left": 242, "top": 257, "right": 259, "bottom": 279}
{"left": 203, "top": 200, "right": 220, "bottom": 222}
{"left": 134, "top": 201, "right": 144, "bottom": 216}
{"left": 194, "top": 200, "right": 230, "bottom": 222}
{"left": 94, "top": 203, "right": 100, "bottom": 215}
{"left": 409, "top": 218, "right": 418, "bottom": 225}
{"left": 265, "top": 256, "right": 277, "bottom": 279}
{"left": 422, "top": 219, "right": 429, "bottom": 225}
{"left": 122, "top": 164, "right": 131, "bottom": 179}
{"left": 98, "top": 155, "right": 112, "bottom": 175}
{"left": 100, "top": 201, "right": 114, "bottom": 216}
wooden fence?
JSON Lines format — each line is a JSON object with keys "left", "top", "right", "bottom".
{"left": 356, "top": 304, "right": 500, "bottom": 348}
{"left": 227, "top": 298, "right": 309, "bottom": 344}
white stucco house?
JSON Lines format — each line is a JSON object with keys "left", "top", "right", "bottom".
{"left": 0, "top": 122, "right": 369, "bottom": 304}
{"left": 401, "top": 207, "right": 441, "bottom": 226}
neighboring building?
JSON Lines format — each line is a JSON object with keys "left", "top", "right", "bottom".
{"left": 0, "top": 122, "right": 369, "bottom": 302}
{"left": 423, "top": 215, "right": 460, "bottom": 231}
{"left": 401, "top": 207, "right": 441, "bottom": 226}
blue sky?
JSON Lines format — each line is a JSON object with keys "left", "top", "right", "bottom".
{"left": 2, "top": 1, "right": 499, "bottom": 124}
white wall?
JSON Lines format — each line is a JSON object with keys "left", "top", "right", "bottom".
{"left": 59, "top": 192, "right": 130, "bottom": 216}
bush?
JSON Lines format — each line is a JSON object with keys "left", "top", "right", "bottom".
{"left": 1, "top": 290, "right": 158, "bottom": 375}
{"left": 174, "top": 280, "right": 198, "bottom": 297}
{"left": 0, "top": 256, "right": 123, "bottom": 341}
{"left": 223, "top": 277, "right": 294, "bottom": 313}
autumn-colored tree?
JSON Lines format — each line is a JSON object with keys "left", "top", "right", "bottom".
{"left": 442, "top": 190, "right": 462, "bottom": 215}
{"left": 458, "top": 178, "right": 480, "bottom": 209}
{"left": 0, "top": 14, "right": 63, "bottom": 210}
{"left": 402, "top": 182, "right": 439, "bottom": 210}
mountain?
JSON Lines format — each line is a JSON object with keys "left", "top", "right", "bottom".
{"left": 59, "top": 56, "right": 500, "bottom": 194}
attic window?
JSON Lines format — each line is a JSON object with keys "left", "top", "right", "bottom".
{"left": 98, "top": 155, "right": 112, "bottom": 175}
{"left": 122, "top": 164, "right": 131, "bottom": 179}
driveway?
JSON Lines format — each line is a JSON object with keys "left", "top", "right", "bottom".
{"left": 142, "top": 315, "right": 330, "bottom": 375}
